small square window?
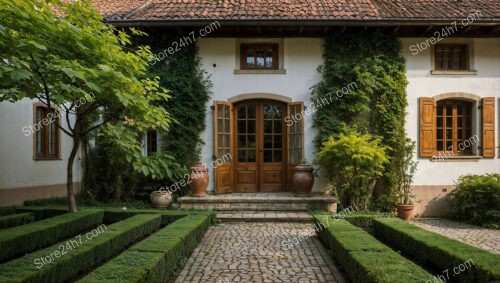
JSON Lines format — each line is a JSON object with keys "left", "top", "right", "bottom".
{"left": 435, "top": 44, "right": 468, "bottom": 70}
{"left": 240, "top": 43, "right": 278, "bottom": 70}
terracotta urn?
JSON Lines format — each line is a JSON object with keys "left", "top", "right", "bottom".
{"left": 189, "top": 163, "right": 209, "bottom": 197}
{"left": 293, "top": 164, "right": 314, "bottom": 196}
{"left": 395, "top": 204, "right": 415, "bottom": 221}
{"left": 150, "top": 190, "right": 173, "bottom": 209}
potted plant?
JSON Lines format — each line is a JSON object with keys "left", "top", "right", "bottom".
{"left": 396, "top": 140, "right": 419, "bottom": 221}
{"left": 151, "top": 189, "right": 173, "bottom": 209}
{"left": 293, "top": 159, "right": 315, "bottom": 196}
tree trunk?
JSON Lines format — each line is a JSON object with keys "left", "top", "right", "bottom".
{"left": 67, "top": 134, "right": 80, "bottom": 212}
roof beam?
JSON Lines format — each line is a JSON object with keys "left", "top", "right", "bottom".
{"left": 298, "top": 26, "right": 304, "bottom": 35}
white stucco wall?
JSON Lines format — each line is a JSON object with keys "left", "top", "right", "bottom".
{"left": 198, "top": 37, "right": 499, "bottom": 193}
{"left": 197, "top": 37, "right": 329, "bottom": 193}
{"left": 401, "top": 38, "right": 500, "bottom": 186}
{"left": 0, "top": 99, "right": 82, "bottom": 189}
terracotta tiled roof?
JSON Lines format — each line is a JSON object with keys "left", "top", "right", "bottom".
{"left": 92, "top": 0, "right": 500, "bottom": 22}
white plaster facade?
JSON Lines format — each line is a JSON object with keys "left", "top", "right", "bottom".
{"left": 0, "top": 99, "right": 82, "bottom": 203}
{"left": 197, "top": 37, "right": 500, "bottom": 197}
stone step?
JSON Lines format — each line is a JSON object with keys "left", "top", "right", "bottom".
{"left": 216, "top": 211, "right": 314, "bottom": 222}
{"left": 178, "top": 193, "right": 337, "bottom": 212}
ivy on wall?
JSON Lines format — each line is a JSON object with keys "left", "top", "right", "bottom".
{"left": 83, "top": 32, "right": 212, "bottom": 202}
{"left": 144, "top": 33, "right": 212, "bottom": 168}
{"left": 312, "top": 31, "right": 409, "bottom": 211}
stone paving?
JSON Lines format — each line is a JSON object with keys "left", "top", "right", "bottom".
{"left": 174, "top": 222, "right": 345, "bottom": 283}
{"left": 412, "top": 218, "right": 500, "bottom": 254}
{"left": 216, "top": 211, "right": 313, "bottom": 222}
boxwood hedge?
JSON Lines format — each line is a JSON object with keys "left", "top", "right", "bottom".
{"left": 0, "top": 209, "right": 104, "bottom": 263}
{"left": 15, "top": 206, "right": 68, "bottom": 221}
{"left": 79, "top": 214, "right": 212, "bottom": 283}
{"left": 0, "top": 214, "right": 161, "bottom": 283}
{"left": 314, "top": 215, "right": 431, "bottom": 283}
{"left": 0, "top": 213, "right": 34, "bottom": 229}
{"left": 373, "top": 218, "right": 500, "bottom": 282}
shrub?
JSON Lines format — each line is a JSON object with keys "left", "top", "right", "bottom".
{"left": 373, "top": 218, "right": 500, "bottom": 282}
{"left": 0, "top": 209, "right": 103, "bottom": 262}
{"left": 0, "top": 206, "right": 16, "bottom": 216}
{"left": 0, "top": 212, "right": 34, "bottom": 229}
{"left": 0, "top": 214, "right": 161, "bottom": 283}
{"left": 79, "top": 214, "right": 211, "bottom": 282}
{"left": 314, "top": 131, "right": 388, "bottom": 210}
{"left": 103, "top": 208, "right": 188, "bottom": 225}
{"left": 15, "top": 206, "right": 68, "bottom": 220}
{"left": 314, "top": 215, "right": 431, "bottom": 282}
{"left": 449, "top": 174, "right": 500, "bottom": 229}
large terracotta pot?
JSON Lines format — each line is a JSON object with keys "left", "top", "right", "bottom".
{"left": 189, "top": 163, "right": 209, "bottom": 197}
{"left": 293, "top": 164, "right": 314, "bottom": 196}
{"left": 150, "top": 190, "right": 173, "bottom": 209}
{"left": 396, "top": 203, "right": 415, "bottom": 221}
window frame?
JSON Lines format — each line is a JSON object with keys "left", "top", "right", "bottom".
{"left": 434, "top": 44, "right": 468, "bottom": 71}
{"left": 145, "top": 130, "right": 159, "bottom": 156}
{"left": 240, "top": 43, "right": 279, "bottom": 70}
{"left": 435, "top": 99, "right": 474, "bottom": 156}
{"left": 33, "top": 105, "right": 61, "bottom": 160}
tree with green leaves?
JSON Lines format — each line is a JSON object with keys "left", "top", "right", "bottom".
{"left": 0, "top": 0, "right": 173, "bottom": 211}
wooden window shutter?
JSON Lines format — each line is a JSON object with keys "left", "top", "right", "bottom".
{"left": 213, "top": 101, "right": 233, "bottom": 193}
{"left": 482, "top": 97, "right": 495, "bottom": 158}
{"left": 419, "top": 97, "right": 436, "bottom": 157}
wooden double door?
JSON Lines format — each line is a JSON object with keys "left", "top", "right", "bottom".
{"left": 214, "top": 99, "right": 304, "bottom": 193}
{"left": 233, "top": 100, "right": 285, "bottom": 192}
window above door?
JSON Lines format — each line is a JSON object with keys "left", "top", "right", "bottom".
{"left": 234, "top": 39, "right": 286, "bottom": 74}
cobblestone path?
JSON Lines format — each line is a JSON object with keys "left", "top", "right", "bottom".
{"left": 412, "top": 218, "right": 500, "bottom": 254}
{"left": 174, "top": 222, "right": 344, "bottom": 283}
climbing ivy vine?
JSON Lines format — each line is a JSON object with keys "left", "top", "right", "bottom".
{"left": 312, "top": 31, "right": 410, "bottom": 211}
{"left": 83, "top": 32, "right": 211, "bottom": 202}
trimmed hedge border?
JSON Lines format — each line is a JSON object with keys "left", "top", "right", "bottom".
{"left": 0, "top": 206, "right": 17, "bottom": 217}
{"left": 79, "top": 214, "right": 212, "bottom": 282}
{"left": 0, "top": 209, "right": 104, "bottom": 263}
{"left": 0, "top": 214, "right": 162, "bottom": 283}
{"left": 0, "top": 213, "right": 34, "bottom": 229}
{"left": 314, "top": 215, "right": 432, "bottom": 283}
{"left": 373, "top": 218, "right": 500, "bottom": 282}
{"left": 102, "top": 208, "right": 188, "bottom": 225}
{"left": 15, "top": 206, "right": 68, "bottom": 221}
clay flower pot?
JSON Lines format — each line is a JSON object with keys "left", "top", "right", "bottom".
{"left": 150, "top": 190, "right": 173, "bottom": 209}
{"left": 396, "top": 203, "right": 415, "bottom": 221}
{"left": 189, "top": 163, "right": 209, "bottom": 197}
{"left": 293, "top": 164, "right": 314, "bottom": 196}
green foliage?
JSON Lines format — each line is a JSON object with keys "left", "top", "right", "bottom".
{"left": 0, "top": 209, "right": 104, "bottom": 262}
{"left": 15, "top": 206, "right": 68, "bottom": 220}
{"left": 79, "top": 214, "right": 211, "bottom": 283}
{"left": 314, "top": 216, "right": 431, "bottom": 282}
{"left": 0, "top": 214, "right": 161, "bottom": 283}
{"left": 0, "top": 0, "right": 174, "bottom": 210}
{"left": 142, "top": 33, "right": 212, "bottom": 168}
{"left": 315, "top": 131, "right": 388, "bottom": 210}
{"left": 449, "top": 174, "right": 500, "bottom": 229}
{"left": 0, "top": 213, "right": 34, "bottom": 229}
{"left": 312, "top": 31, "right": 410, "bottom": 211}
{"left": 396, "top": 140, "right": 418, "bottom": 205}
{"left": 84, "top": 32, "right": 211, "bottom": 202}
{"left": 0, "top": 206, "right": 16, "bottom": 217}
{"left": 373, "top": 218, "right": 500, "bottom": 282}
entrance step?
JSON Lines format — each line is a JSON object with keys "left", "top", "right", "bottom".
{"left": 178, "top": 192, "right": 337, "bottom": 212}
{"left": 216, "top": 211, "right": 314, "bottom": 222}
